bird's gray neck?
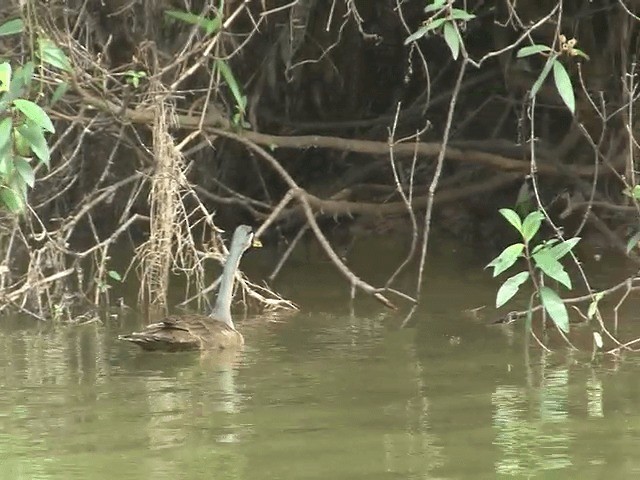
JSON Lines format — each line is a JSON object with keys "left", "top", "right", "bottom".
{"left": 210, "top": 245, "right": 244, "bottom": 329}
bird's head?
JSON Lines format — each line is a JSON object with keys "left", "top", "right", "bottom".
{"left": 232, "top": 225, "right": 262, "bottom": 253}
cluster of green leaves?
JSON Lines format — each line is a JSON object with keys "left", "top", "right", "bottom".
{"left": 404, "top": 0, "right": 475, "bottom": 60}
{"left": 487, "top": 209, "right": 581, "bottom": 333}
{"left": 124, "top": 70, "right": 147, "bottom": 89}
{"left": 517, "top": 34, "right": 589, "bottom": 114}
{"left": 0, "top": 18, "right": 71, "bottom": 213}
{"left": 165, "top": 3, "right": 249, "bottom": 127}
{"left": 0, "top": 63, "right": 51, "bottom": 212}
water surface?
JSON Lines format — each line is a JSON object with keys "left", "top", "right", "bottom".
{"left": 1, "top": 243, "right": 640, "bottom": 479}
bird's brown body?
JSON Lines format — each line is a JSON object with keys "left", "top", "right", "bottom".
{"left": 119, "top": 314, "right": 244, "bottom": 352}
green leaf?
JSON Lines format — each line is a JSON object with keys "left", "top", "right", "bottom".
{"left": 37, "top": 38, "right": 72, "bottom": 72}
{"left": 443, "top": 23, "right": 460, "bottom": 60}
{"left": 215, "top": 59, "right": 246, "bottom": 114}
{"left": 164, "top": 10, "right": 221, "bottom": 35}
{"left": 627, "top": 230, "right": 640, "bottom": 254}
{"left": 405, "top": 18, "right": 448, "bottom": 44}
{"left": 17, "top": 121, "right": 50, "bottom": 166}
{"left": 514, "top": 180, "right": 533, "bottom": 216}
{"left": 0, "top": 186, "right": 23, "bottom": 213}
{"left": 423, "top": 17, "right": 447, "bottom": 33}
{"left": 49, "top": 82, "right": 69, "bottom": 107}
{"left": 553, "top": 60, "right": 575, "bottom": 113}
{"left": 522, "top": 211, "right": 545, "bottom": 243}
{"left": 0, "top": 18, "right": 24, "bottom": 37}
{"left": 165, "top": 9, "right": 206, "bottom": 26}
{"left": 499, "top": 208, "right": 523, "bottom": 234}
{"left": 17, "top": 62, "right": 34, "bottom": 90}
{"left": 486, "top": 243, "right": 524, "bottom": 277}
{"left": 0, "top": 63, "right": 34, "bottom": 111}
{"left": 530, "top": 55, "right": 555, "bottom": 99}
{"left": 571, "top": 48, "right": 590, "bottom": 60}
{"left": 424, "top": 0, "right": 447, "bottom": 13}
{"left": 0, "top": 149, "right": 11, "bottom": 176}
{"left": 0, "top": 62, "right": 11, "bottom": 93}
{"left": 532, "top": 249, "right": 572, "bottom": 289}
{"left": 532, "top": 239, "right": 559, "bottom": 254}
{"left": 623, "top": 185, "right": 637, "bottom": 198}
{"left": 405, "top": 25, "right": 429, "bottom": 44}
{"left": 539, "top": 286, "right": 569, "bottom": 333}
{"left": 449, "top": 9, "right": 476, "bottom": 21}
{"left": 517, "top": 44, "right": 552, "bottom": 58}
{"left": 13, "top": 157, "right": 34, "bottom": 188}
{"left": 13, "top": 127, "right": 30, "bottom": 156}
{"left": 548, "top": 237, "right": 580, "bottom": 260}
{"left": 0, "top": 64, "right": 28, "bottom": 108}
{"left": 108, "top": 270, "right": 122, "bottom": 282}
{"left": 12, "top": 99, "right": 55, "bottom": 133}
{"left": 496, "top": 271, "right": 530, "bottom": 308}
{"left": 0, "top": 118, "right": 11, "bottom": 151}
{"left": 10, "top": 174, "right": 27, "bottom": 200}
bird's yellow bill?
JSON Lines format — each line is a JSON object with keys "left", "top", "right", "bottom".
{"left": 252, "top": 237, "right": 263, "bottom": 248}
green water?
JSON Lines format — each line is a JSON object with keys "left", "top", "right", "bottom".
{"left": 1, "top": 247, "right": 640, "bottom": 479}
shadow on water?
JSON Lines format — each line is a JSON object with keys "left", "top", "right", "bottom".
{"left": 2, "top": 238, "right": 640, "bottom": 479}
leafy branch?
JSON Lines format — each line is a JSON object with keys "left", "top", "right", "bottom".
{"left": 486, "top": 208, "right": 581, "bottom": 333}
{"left": 404, "top": 0, "right": 476, "bottom": 60}
{"left": 517, "top": 34, "right": 589, "bottom": 113}
{"left": 0, "top": 17, "right": 72, "bottom": 213}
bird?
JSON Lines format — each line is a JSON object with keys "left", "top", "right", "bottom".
{"left": 119, "top": 225, "right": 259, "bottom": 352}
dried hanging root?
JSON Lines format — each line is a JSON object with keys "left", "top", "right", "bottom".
{"left": 137, "top": 90, "right": 183, "bottom": 314}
